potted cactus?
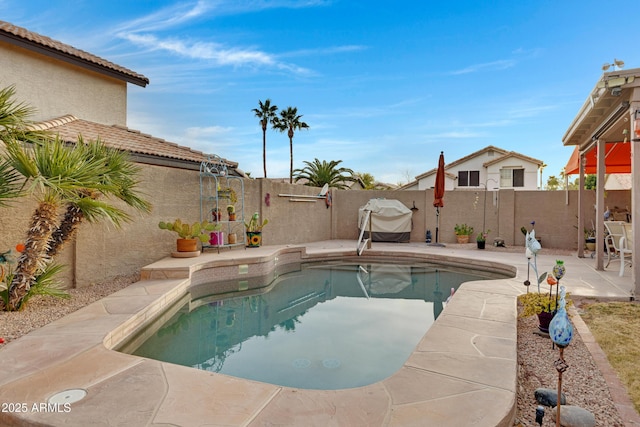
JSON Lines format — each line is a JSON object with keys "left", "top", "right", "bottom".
{"left": 227, "top": 205, "right": 236, "bottom": 221}
{"left": 245, "top": 212, "right": 268, "bottom": 247}
{"left": 158, "top": 219, "right": 218, "bottom": 254}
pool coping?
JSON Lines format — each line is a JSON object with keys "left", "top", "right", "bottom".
{"left": 0, "top": 244, "right": 542, "bottom": 426}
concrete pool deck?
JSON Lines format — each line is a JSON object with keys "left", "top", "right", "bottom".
{"left": 0, "top": 241, "right": 636, "bottom": 426}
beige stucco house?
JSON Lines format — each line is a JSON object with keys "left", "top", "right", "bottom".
{"left": 0, "top": 20, "right": 238, "bottom": 173}
{"left": 400, "top": 145, "right": 544, "bottom": 191}
{"left": 0, "top": 20, "right": 241, "bottom": 288}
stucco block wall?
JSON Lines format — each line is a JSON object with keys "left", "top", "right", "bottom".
{"left": 0, "top": 42, "right": 127, "bottom": 125}
{"left": 254, "top": 179, "right": 333, "bottom": 245}
{"left": 332, "top": 190, "right": 427, "bottom": 242}
{"left": 74, "top": 165, "right": 202, "bottom": 286}
{"left": 0, "top": 160, "right": 630, "bottom": 290}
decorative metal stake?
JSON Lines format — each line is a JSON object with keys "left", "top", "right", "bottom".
{"left": 549, "top": 285, "right": 573, "bottom": 427}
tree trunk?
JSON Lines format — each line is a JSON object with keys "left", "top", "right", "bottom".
{"left": 6, "top": 201, "right": 58, "bottom": 310}
{"left": 48, "top": 204, "right": 83, "bottom": 257}
{"left": 289, "top": 133, "right": 294, "bottom": 184}
{"left": 262, "top": 122, "right": 267, "bottom": 178}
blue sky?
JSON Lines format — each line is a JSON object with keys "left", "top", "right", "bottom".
{"left": 2, "top": 1, "right": 638, "bottom": 185}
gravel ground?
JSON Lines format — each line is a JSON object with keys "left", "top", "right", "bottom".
{"left": 0, "top": 273, "right": 138, "bottom": 343}
{"left": 0, "top": 252, "right": 628, "bottom": 426}
{"left": 515, "top": 310, "right": 625, "bottom": 427}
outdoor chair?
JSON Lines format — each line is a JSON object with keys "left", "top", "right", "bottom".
{"left": 604, "top": 221, "right": 632, "bottom": 276}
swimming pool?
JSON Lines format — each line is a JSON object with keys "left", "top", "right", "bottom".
{"left": 127, "top": 260, "right": 505, "bottom": 389}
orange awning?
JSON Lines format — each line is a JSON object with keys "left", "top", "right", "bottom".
{"left": 564, "top": 142, "right": 631, "bottom": 175}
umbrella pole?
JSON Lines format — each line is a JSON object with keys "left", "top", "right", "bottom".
{"left": 435, "top": 207, "right": 440, "bottom": 243}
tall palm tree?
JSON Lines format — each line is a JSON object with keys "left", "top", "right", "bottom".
{"left": 252, "top": 99, "right": 278, "bottom": 178}
{"left": 1, "top": 134, "right": 152, "bottom": 311}
{"left": 293, "top": 159, "right": 355, "bottom": 189}
{"left": 273, "top": 107, "right": 309, "bottom": 184}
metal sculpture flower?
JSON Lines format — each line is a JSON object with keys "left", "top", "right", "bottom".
{"left": 524, "top": 223, "right": 545, "bottom": 292}
{"left": 549, "top": 286, "right": 573, "bottom": 348}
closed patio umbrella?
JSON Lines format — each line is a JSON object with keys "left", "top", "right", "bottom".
{"left": 431, "top": 151, "right": 445, "bottom": 246}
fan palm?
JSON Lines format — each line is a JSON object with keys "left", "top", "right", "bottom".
{"left": 1, "top": 136, "right": 152, "bottom": 311}
{"left": 273, "top": 107, "right": 309, "bottom": 184}
{"left": 293, "top": 159, "right": 355, "bottom": 189}
{"left": 0, "top": 85, "right": 43, "bottom": 205}
{"left": 252, "top": 99, "right": 278, "bottom": 178}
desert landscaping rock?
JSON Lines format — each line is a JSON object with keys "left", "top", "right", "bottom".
{"left": 549, "top": 405, "right": 596, "bottom": 427}
{"left": 535, "top": 387, "right": 567, "bottom": 407}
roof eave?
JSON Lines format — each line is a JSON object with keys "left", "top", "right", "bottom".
{"left": 0, "top": 32, "right": 149, "bottom": 87}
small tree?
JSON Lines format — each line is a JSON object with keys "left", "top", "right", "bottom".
{"left": 357, "top": 172, "right": 376, "bottom": 190}
{"left": 1, "top": 136, "right": 151, "bottom": 311}
{"left": 0, "top": 86, "right": 152, "bottom": 310}
{"left": 584, "top": 174, "right": 597, "bottom": 190}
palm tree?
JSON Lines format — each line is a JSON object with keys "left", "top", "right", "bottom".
{"left": 252, "top": 99, "right": 278, "bottom": 178}
{"left": 0, "top": 85, "right": 42, "bottom": 205}
{"left": 46, "top": 136, "right": 152, "bottom": 257}
{"left": 1, "top": 133, "right": 151, "bottom": 311}
{"left": 273, "top": 107, "right": 309, "bottom": 183}
{"left": 293, "top": 159, "right": 355, "bottom": 189}
{"left": 356, "top": 172, "right": 376, "bottom": 190}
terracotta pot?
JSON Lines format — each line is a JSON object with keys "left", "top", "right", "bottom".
{"left": 176, "top": 238, "right": 198, "bottom": 252}
{"left": 456, "top": 235, "right": 470, "bottom": 244}
{"left": 229, "top": 213, "right": 236, "bottom": 221}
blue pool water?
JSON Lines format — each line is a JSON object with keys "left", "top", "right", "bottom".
{"left": 129, "top": 261, "right": 501, "bottom": 390}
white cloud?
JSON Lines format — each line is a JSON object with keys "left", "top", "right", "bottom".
{"left": 449, "top": 59, "right": 517, "bottom": 75}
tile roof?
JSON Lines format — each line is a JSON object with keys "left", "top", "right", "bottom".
{"left": 483, "top": 151, "right": 544, "bottom": 167}
{"left": 0, "top": 20, "right": 149, "bottom": 87}
{"left": 414, "top": 146, "right": 541, "bottom": 180}
{"left": 31, "top": 115, "right": 237, "bottom": 169}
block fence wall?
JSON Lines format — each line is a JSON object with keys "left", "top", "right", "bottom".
{"left": 0, "top": 162, "right": 630, "bottom": 288}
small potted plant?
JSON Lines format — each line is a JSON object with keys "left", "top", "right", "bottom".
{"left": 227, "top": 205, "right": 236, "bottom": 221}
{"left": 584, "top": 227, "right": 596, "bottom": 251}
{"left": 476, "top": 229, "right": 490, "bottom": 249}
{"left": 245, "top": 212, "right": 268, "bottom": 247}
{"left": 219, "top": 187, "right": 237, "bottom": 204}
{"left": 454, "top": 223, "right": 474, "bottom": 244}
{"left": 518, "top": 288, "right": 573, "bottom": 333}
{"left": 518, "top": 261, "right": 573, "bottom": 333}
{"left": 158, "top": 219, "right": 217, "bottom": 255}
{"left": 211, "top": 208, "right": 222, "bottom": 222}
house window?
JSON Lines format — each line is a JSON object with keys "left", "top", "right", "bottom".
{"left": 500, "top": 168, "right": 524, "bottom": 187}
{"left": 458, "top": 170, "right": 479, "bottom": 187}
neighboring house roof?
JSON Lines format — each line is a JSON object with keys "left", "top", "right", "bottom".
{"left": 0, "top": 20, "right": 149, "bottom": 87}
{"left": 398, "top": 171, "right": 455, "bottom": 190}
{"left": 414, "top": 146, "right": 509, "bottom": 180}
{"left": 483, "top": 151, "right": 544, "bottom": 167}
{"left": 414, "top": 145, "right": 542, "bottom": 180}
{"left": 371, "top": 181, "right": 398, "bottom": 190}
{"left": 31, "top": 115, "right": 238, "bottom": 172}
